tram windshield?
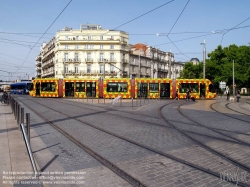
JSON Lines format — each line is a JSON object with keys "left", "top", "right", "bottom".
{"left": 179, "top": 83, "right": 199, "bottom": 93}
{"left": 209, "top": 84, "right": 216, "bottom": 93}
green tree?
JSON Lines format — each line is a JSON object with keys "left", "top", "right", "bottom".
{"left": 181, "top": 44, "right": 250, "bottom": 90}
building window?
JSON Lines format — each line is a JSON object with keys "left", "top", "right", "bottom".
{"left": 75, "top": 45, "right": 78, "bottom": 49}
{"left": 64, "top": 65, "right": 68, "bottom": 73}
{"left": 100, "top": 44, "right": 103, "bottom": 49}
{"left": 100, "top": 36, "right": 103, "bottom": 40}
{"left": 110, "top": 45, "right": 114, "bottom": 49}
{"left": 110, "top": 64, "right": 114, "bottom": 72}
{"left": 110, "top": 53, "right": 114, "bottom": 61}
{"left": 87, "top": 53, "right": 91, "bottom": 61}
{"left": 84, "top": 44, "right": 88, "bottom": 49}
{"left": 90, "top": 45, "right": 94, "bottom": 49}
{"left": 65, "top": 45, "right": 68, "bottom": 49}
{"left": 100, "top": 64, "right": 104, "bottom": 73}
{"left": 87, "top": 64, "right": 91, "bottom": 73}
{"left": 64, "top": 53, "right": 68, "bottom": 61}
{"left": 74, "top": 53, "right": 78, "bottom": 61}
{"left": 76, "top": 36, "right": 79, "bottom": 40}
{"left": 121, "top": 45, "right": 125, "bottom": 50}
{"left": 65, "top": 36, "right": 68, "bottom": 40}
{"left": 88, "top": 35, "right": 91, "bottom": 40}
{"left": 132, "top": 66, "right": 135, "bottom": 72}
{"left": 75, "top": 65, "right": 78, "bottom": 73}
{"left": 100, "top": 53, "right": 104, "bottom": 61}
{"left": 110, "top": 36, "right": 114, "bottom": 40}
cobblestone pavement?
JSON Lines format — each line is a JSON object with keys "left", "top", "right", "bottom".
{"left": 12, "top": 95, "right": 250, "bottom": 186}
{"left": 13, "top": 96, "right": 133, "bottom": 187}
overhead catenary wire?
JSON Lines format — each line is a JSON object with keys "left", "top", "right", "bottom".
{"left": 166, "top": 0, "right": 191, "bottom": 59}
{"left": 220, "top": 15, "right": 250, "bottom": 45}
{"left": 14, "top": 0, "right": 73, "bottom": 74}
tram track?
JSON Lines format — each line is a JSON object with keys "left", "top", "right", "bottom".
{"left": 33, "top": 98, "right": 247, "bottom": 147}
{"left": 159, "top": 102, "right": 250, "bottom": 179}
{"left": 177, "top": 103, "right": 250, "bottom": 147}
{"left": 14, "top": 95, "right": 250, "bottom": 186}
{"left": 226, "top": 103, "right": 250, "bottom": 116}
{"left": 12, "top": 96, "right": 145, "bottom": 187}
{"left": 210, "top": 101, "right": 250, "bottom": 123}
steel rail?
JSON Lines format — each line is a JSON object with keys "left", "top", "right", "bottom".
{"left": 16, "top": 96, "right": 249, "bottom": 187}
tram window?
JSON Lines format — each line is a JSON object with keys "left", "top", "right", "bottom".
{"left": 76, "top": 82, "right": 85, "bottom": 92}
{"left": 107, "top": 83, "right": 127, "bottom": 92}
{"left": 149, "top": 83, "right": 159, "bottom": 93}
{"left": 209, "top": 84, "right": 215, "bottom": 93}
{"left": 41, "top": 82, "right": 56, "bottom": 92}
{"left": 179, "top": 83, "right": 199, "bottom": 93}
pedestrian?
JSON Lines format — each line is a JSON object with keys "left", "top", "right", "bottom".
{"left": 236, "top": 89, "right": 241, "bottom": 102}
{"left": 226, "top": 86, "right": 230, "bottom": 100}
{"left": 175, "top": 89, "right": 179, "bottom": 100}
{"left": 186, "top": 89, "right": 190, "bottom": 101}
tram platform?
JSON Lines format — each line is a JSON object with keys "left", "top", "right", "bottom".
{"left": 0, "top": 102, "right": 34, "bottom": 186}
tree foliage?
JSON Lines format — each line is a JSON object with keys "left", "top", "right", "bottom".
{"left": 181, "top": 44, "right": 250, "bottom": 89}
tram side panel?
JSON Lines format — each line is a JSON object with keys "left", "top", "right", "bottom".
{"left": 103, "top": 78, "right": 131, "bottom": 99}
{"left": 135, "top": 78, "right": 173, "bottom": 99}
{"left": 176, "top": 79, "right": 216, "bottom": 99}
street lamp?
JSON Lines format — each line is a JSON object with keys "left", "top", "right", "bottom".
{"left": 200, "top": 39, "right": 206, "bottom": 79}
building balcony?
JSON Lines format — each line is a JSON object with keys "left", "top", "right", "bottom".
{"left": 63, "top": 58, "right": 81, "bottom": 63}
{"left": 121, "top": 59, "right": 128, "bottom": 64}
{"left": 109, "top": 58, "right": 117, "bottom": 63}
{"left": 36, "top": 61, "right": 41, "bottom": 67}
{"left": 85, "top": 58, "right": 93, "bottom": 63}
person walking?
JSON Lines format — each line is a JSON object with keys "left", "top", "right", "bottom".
{"left": 186, "top": 89, "right": 190, "bottom": 101}
{"left": 175, "top": 89, "right": 179, "bottom": 100}
{"left": 236, "top": 89, "right": 241, "bottom": 102}
{"left": 226, "top": 86, "right": 230, "bottom": 100}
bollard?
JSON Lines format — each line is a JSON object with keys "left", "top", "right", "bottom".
{"left": 15, "top": 102, "right": 17, "bottom": 120}
{"left": 132, "top": 97, "right": 133, "bottom": 109}
{"left": 21, "top": 108, "right": 24, "bottom": 124}
{"left": 17, "top": 104, "right": 20, "bottom": 130}
{"left": 26, "top": 113, "right": 30, "bottom": 144}
{"left": 120, "top": 96, "right": 122, "bottom": 107}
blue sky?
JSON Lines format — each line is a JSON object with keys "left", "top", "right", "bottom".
{"left": 0, "top": 0, "right": 249, "bottom": 81}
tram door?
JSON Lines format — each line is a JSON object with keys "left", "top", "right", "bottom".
{"left": 160, "top": 83, "right": 170, "bottom": 98}
{"left": 138, "top": 83, "right": 148, "bottom": 97}
{"left": 86, "top": 82, "right": 96, "bottom": 97}
{"left": 65, "top": 82, "right": 74, "bottom": 97}
{"left": 36, "top": 83, "right": 40, "bottom": 96}
{"left": 200, "top": 83, "right": 206, "bottom": 98}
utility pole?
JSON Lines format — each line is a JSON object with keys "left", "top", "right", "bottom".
{"left": 201, "top": 39, "right": 206, "bottom": 79}
{"left": 233, "top": 59, "right": 235, "bottom": 96}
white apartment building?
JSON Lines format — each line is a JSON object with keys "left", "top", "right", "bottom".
{"left": 129, "top": 43, "right": 183, "bottom": 79}
{"left": 36, "top": 24, "right": 130, "bottom": 79}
